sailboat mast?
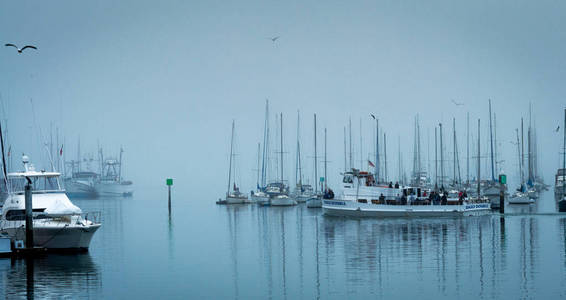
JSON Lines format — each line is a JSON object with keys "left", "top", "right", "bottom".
{"left": 521, "top": 118, "right": 525, "bottom": 184}
{"left": 439, "top": 123, "right": 444, "bottom": 188}
{"left": 260, "top": 100, "right": 269, "bottom": 189}
{"left": 280, "top": 113, "right": 283, "bottom": 184}
{"left": 376, "top": 118, "right": 380, "bottom": 182}
{"left": 314, "top": 114, "right": 318, "bottom": 193}
{"left": 563, "top": 108, "right": 565, "bottom": 197}
{"left": 359, "top": 118, "right": 362, "bottom": 170}
{"left": 324, "top": 127, "right": 327, "bottom": 190}
{"left": 489, "top": 99, "right": 495, "bottom": 182}
{"left": 296, "top": 111, "right": 301, "bottom": 187}
{"left": 434, "top": 126, "right": 438, "bottom": 187}
{"left": 0, "top": 121, "right": 8, "bottom": 190}
{"left": 256, "top": 142, "right": 261, "bottom": 188}
{"left": 384, "top": 132, "right": 387, "bottom": 183}
{"left": 477, "top": 119, "right": 481, "bottom": 198}
{"left": 516, "top": 129, "right": 523, "bottom": 185}
{"left": 452, "top": 118, "right": 456, "bottom": 185}
{"left": 343, "top": 126, "right": 346, "bottom": 172}
{"left": 227, "top": 120, "right": 235, "bottom": 195}
{"left": 349, "top": 117, "right": 352, "bottom": 170}
{"left": 467, "top": 112, "right": 470, "bottom": 186}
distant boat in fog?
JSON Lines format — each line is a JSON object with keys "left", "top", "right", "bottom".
{"left": 96, "top": 147, "right": 133, "bottom": 197}
{"left": 223, "top": 120, "right": 249, "bottom": 204}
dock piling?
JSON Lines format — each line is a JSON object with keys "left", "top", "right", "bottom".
{"left": 24, "top": 178, "right": 34, "bottom": 249}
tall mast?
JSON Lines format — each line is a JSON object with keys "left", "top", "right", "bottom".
{"left": 256, "top": 142, "right": 261, "bottom": 188}
{"left": 119, "top": 147, "right": 123, "bottom": 183}
{"left": 349, "top": 117, "right": 352, "bottom": 170}
{"left": 467, "top": 112, "right": 470, "bottom": 185}
{"left": 227, "top": 120, "right": 235, "bottom": 195}
{"left": 477, "top": 119, "right": 481, "bottom": 198}
{"left": 516, "top": 128, "right": 523, "bottom": 186}
{"left": 528, "top": 120, "right": 533, "bottom": 184}
{"left": 494, "top": 113, "right": 498, "bottom": 175}
{"left": 562, "top": 108, "right": 565, "bottom": 198}
{"left": 439, "top": 122, "right": 444, "bottom": 188}
{"left": 434, "top": 126, "right": 438, "bottom": 187}
{"left": 295, "top": 111, "right": 302, "bottom": 187}
{"left": 398, "top": 136, "right": 402, "bottom": 184}
{"left": 376, "top": 118, "right": 380, "bottom": 182}
{"left": 521, "top": 118, "right": 525, "bottom": 184}
{"left": 417, "top": 115, "right": 421, "bottom": 180}
{"left": 489, "top": 99, "right": 495, "bottom": 182}
{"left": 384, "top": 132, "right": 387, "bottom": 183}
{"left": 280, "top": 113, "right": 283, "bottom": 184}
{"left": 324, "top": 127, "right": 327, "bottom": 190}
{"left": 343, "top": 126, "right": 346, "bottom": 172}
{"left": 314, "top": 114, "right": 318, "bottom": 193}
{"left": 452, "top": 118, "right": 456, "bottom": 185}
{"left": 260, "top": 100, "right": 269, "bottom": 189}
{"left": 359, "top": 118, "right": 362, "bottom": 170}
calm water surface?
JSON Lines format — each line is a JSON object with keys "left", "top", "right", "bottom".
{"left": 1, "top": 186, "right": 566, "bottom": 299}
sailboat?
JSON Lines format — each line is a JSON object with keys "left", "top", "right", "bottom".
{"left": 306, "top": 114, "right": 323, "bottom": 208}
{"left": 223, "top": 120, "right": 249, "bottom": 204}
{"left": 250, "top": 101, "right": 270, "bottom": 205}
{"left": 483, "top": 100, "right": 502, "bottom": 209}
{"left": 291, "top": 111, "right": 314, "bottom": 203}
{"left": 509, "top": 121, "right": 533, "bottom": 204}
{"left": 270, "top": 113, "right": 297, "bottom": 206}
{"left": 557, "top": 108, "right": 566, "bottom": 211}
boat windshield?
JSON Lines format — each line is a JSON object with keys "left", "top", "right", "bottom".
{"left": 6, "top": 176, "right": 61, "bottom": 193}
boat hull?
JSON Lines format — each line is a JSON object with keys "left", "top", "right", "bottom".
{"left": 323, "top": 200, "right": 491, "bottom": 217}
{"left": 251, "top": 194, "right": 270, "bottom": 205}
{"left": 64, "top": 180, "right": 98, "bottom": 199}
{"left": 508, "top": 196, "right": 533, "bottom": 204}
{"left": 306, "top": 198, "right": 322, "bottom": 208}
{"left": 95, "top": 182, "right": 133, "bottom": 197}
{"left": 1, "top": 223, "right": 101, "bottom": 250}
{"left": 225, "top": 196, "right": 249, "bottom": 204}
{"left": 270, "top": 197, "right": 297, "bottom": 206}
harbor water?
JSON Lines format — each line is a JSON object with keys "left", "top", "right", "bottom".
{"left": 1, "top": 186, "right": 566, "bottom": 299}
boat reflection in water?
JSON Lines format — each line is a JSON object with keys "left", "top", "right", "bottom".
{"left": 219, "top": 202, "right": 565, "bottom": 299}
{"left": 0, "top": 253, "right": 101, "bottom": 299}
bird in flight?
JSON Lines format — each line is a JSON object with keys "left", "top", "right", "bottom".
{"left": 370, "top": 114, "right": 376, "bottom": 120}
{"left": 5, "top": 43, "right": 37, "bottom": 53}
{"left": 268, "top": 36, "right": 280, "bottom": 42}
{"left": 556, "top": 126, "right": 560, "bottom": 132}
{"left": 451, "top": 99, "right": 464, "bottom": 106}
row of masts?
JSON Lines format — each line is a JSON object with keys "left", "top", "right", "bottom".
{"left": 229, "top": 100, "right": 544, "bottom": 195}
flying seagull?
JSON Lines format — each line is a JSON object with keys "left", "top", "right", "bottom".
{"left": 370, "top": 114, "right": 376, "bottom": 120}
{"left": 451, "top": 99, "right": 464, "bottom": 106}
{"left": 5, "top": 43, "right": 37, "bottom": 53}
{"left": 556, "top": 126, "right": 560, "bottom": 132}
{"left": 268, "top": 36, "right": 280, "bottom": 42}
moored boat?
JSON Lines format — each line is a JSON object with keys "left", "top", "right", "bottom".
{"left": 0, "top": 155, "right": 101, "bottom": 250}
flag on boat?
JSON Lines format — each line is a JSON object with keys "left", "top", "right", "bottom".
{"left": 60, "top": 144, "right": 63, "bottom": 156}
{"left": 368, "top": 160, "right": 375, "bottom": 167}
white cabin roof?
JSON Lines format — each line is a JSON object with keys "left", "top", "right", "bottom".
{"left": 7, "top": 171, "right": 61, "bottom": 178}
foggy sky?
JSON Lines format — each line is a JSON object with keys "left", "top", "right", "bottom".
{"left": 1, "top": 0, "right": 565, "bottom": 195}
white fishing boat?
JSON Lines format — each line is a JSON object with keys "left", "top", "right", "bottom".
{"left": 64, "top": 171, "right": 98, "bottom": 198}
{"left": 323, "top": 169, "right": 490, "bottom": 217}
{"left": 96, "top": 148, "right": 133, "bottom": 197}
{"left": 222, "top": 121, "right": 249, "bottom": 204}
{"left": 0, "top": 155, "right": 101, "bottom": 250}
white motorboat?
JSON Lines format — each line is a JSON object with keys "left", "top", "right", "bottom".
{"left": 0, "top": 155, "right": 101, "bottom": 250}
